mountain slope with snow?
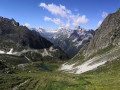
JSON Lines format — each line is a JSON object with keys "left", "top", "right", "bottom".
{"left": 60, "top": 8, "right": 120, "bottom": 74}
{"left": 31, "top": 27, "right": 94, "bottom": 58}
{"left": 0, "top": 17, "right": 68, "bottom": 66}
{"left": 51, "top": 27, "right": 94, "bottom": 58}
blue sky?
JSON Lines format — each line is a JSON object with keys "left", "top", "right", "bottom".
{"left": 0, "top": 0, "right": 119, "bottom": 30}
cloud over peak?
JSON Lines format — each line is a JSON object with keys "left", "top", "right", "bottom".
{"left": 40, "top": 3, "right": 89, "bottom": 27}
{"left": 44, "top": 16, "right": 64, "bottom": 26}
{"left": 97, "top": 20, "right": 102, "bottom": 27}
{"left": 24, "top": 23, "right": 30, "bottom": 27}
{"left": 71, "top": 15, "right": 88, "bottom": 26}
{"left": 102, "top": 11, "right": 108, "bottom": 18}
{"left": 97, "top": 11, "right": 108, "bottom": 27}
{"left": 40, "top": 3, "right": 71, "bottom": 18}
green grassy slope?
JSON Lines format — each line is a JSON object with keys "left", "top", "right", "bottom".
{"left": 0, "top": 61, "right": 89, "bottom": 90}
{"left": 0, "top": 57, "right": 120, "bottom": 90}
{"left": 82, "top": 57, "right": 120, "bottom": 90}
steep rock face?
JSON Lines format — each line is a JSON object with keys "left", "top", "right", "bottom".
{"left": 84, "top": 9, "right": 120, "bottom": 57}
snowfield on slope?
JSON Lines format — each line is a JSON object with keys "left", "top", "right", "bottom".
{"left": 0, "top": 46, "right": 57, "bottom": 57}
{"left": 59, "top": 47, "right": 120, "bottom": 74}
{"left": 60, "top": 57, "right": 107, "bottom": 74}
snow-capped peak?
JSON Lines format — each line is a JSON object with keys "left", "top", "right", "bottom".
{"left": 30, "top": 27, "right": 46, "bottom": 33}
{"left": 45, "top": 30, "right": 58, "bottom": 33}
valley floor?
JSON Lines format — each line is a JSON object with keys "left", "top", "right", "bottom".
{"left": 0, "top": 59, "right": 120, "bottom": 90}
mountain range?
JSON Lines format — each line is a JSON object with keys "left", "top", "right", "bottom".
{"left": 31, "top": 26, "right": 94, "bottom": 58}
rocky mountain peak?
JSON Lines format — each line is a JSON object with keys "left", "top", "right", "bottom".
{"left": 83, "top": 8, "right": 120, "bottom": 57}
{"left": 11, "top": 18, "right": 19, "bottom": 26}
{"left": 0, "top": 17, "right": 19, "bottom": 26}
{"left": 0, "top": 17, "right": 53, "bottom": 50}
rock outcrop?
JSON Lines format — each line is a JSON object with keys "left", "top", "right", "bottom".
{"left": 84, "top": 8, "right": 120, "bottom": 57}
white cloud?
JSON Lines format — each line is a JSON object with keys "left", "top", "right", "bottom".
{"left": 97, "top": 11, "right": 108, "bottom": 28}
{"left": 40, "top": 3, "right": 71, "bottom": 18}
{"left": 44, "top": 16, "right": 64, "bottom": 26}
{"left": 97, "top": 20, "right": 102, "bottom": 27}
{"left": 53, "top": 18, "right": 64, "bottom": 26}
{"left": 102, "top": 11, "right": 108, "bottom": 18}
{"left": 44, "top": 16, "right": 52, "bottom": 21}
{"left": 24, "top": 23, "right": 30, "bottom": 27}
{"left": 40, "top": 3, "right": 89, "bottom": 27}
{"left": 71, "top": 15, "right": 88, "bottom": 26}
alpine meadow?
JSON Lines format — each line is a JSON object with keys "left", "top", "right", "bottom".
{"left": 0, "top": 0, "right": 120, "bottom": 90}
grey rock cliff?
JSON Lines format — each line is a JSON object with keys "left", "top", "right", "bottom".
{"left": 84, "top": 8, "right": 120, "bottom": 56}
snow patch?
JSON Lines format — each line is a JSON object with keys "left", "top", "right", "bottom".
{"left": 75, "top": 37, "right": 89, "bottom": 48}
{"left": 60, "top": 47, "right": 120, "bottom": 74}
{"left": 41, "top": 49, "right": 52, "bottom": 57}
{"left": 75, "top": 61, "right": 106, "bottom": 74}
{"left": 75, "top": 41, "right": 83, "bottom": 48}
{"left": 0, "top": 50, "right": 5, "bottom": 54}
{"left": 60, "top": 57, "right": 107, "bottom": 74}
{"left": 49, "top": 47, "right": 58, "bottom": 52}
{"left": 72, "top": 38, "right": 77, "bottom": 42}
{"left": 6, "top": 48, "right": 13, "bottom": 54}
{"left": 0, "top": 48, "right": 17, "bottom": 55}
{"left": 60, "top": 63, "right": 76, "bottom": 71}
{"left": 0, "top": 48, "right": 53, "bottom": 57}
